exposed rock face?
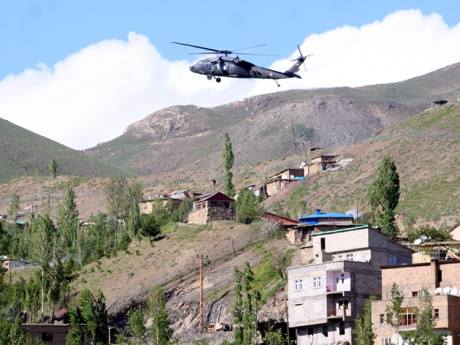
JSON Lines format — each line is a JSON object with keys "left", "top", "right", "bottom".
{"left": 87, "top": 62, "right": 460, "bottom": 175}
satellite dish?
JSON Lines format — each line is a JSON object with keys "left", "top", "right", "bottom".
{"left": 420, "top": 235, "right": 428, "bottom": 242}
{"left": 414, "top": 239, "right": 422, "bottom": 245}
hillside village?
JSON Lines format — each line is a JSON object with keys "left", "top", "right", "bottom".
{"left": 1, "top": 66, "right": 460, "bottom": 345}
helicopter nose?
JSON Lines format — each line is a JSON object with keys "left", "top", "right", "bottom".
{"left": 190, "top": 65, "right": 196, "bottom": 72}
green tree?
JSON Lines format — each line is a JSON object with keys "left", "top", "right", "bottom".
{"left": 105, "top": 178, "right": 128, "bottom": 220}
{"left": 8, "top": 194, "right": 20, "bottom": 220}
{"left": 386, "top": 283, "right": 404, "bottom": 345}
{"left": 368, "top": 156, "right": 400, "bottom": 239}
{"left": 355, "top": 297, "right": 375, "bottom": 345}
{"left": 404, "top": 289, "right": 445, "bottom": 345}
{"left": 127, "top": 309, "right": 147, "bottom": 345}
{"left": 126, "top": 181, "right": 143, "bottom": 238}
{"left": 48, "top": 159, "right": 58, "bottom": 179}
{"left": 57, "top": 186, "right": 80, "bottom": 253}
{"left": 30, "top": 214, "right": 56, "bottom": 318}
{"left": 222, "top": 133, "right": 235, "bottom": 197}
{"left": 262, "top": 321, "right": 286, "bottom": 345}
{"left": 79, "top": 289, "right": 108, "bottom": 345}
{"left": 149, "top": 286, "right": 173, "bottom": 345}
{"left": 232, "top": 263, "right": 260, "bottom": 345}
{"left": 232, "top": 267, "right": 244, "bottom": 344}
{"left": 66, "top": 308, "right": 85, "bottom": 345}
{"left": 236, "top": 189, "right": 261, "bottom": 224}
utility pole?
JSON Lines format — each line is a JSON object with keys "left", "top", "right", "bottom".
{"left": 356, "top": 196, "right": 359, "bottom": 227}
{"left": 291, "top": 118, "right": 298, "bottom": 154}
{"left": 197, "top": 254, "right": 208, "bottom": 333}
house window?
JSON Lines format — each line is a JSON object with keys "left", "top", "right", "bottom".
{"left": 380, "top": 314, "right": 385, "bottom": 324}
{"left": 336, "top": 274, "right": 345, "bottom": 284}
{"left": 42, "top": 333, "right": 53, "bottom": 341}
{"left": 321, "top": 238, "right": 326, "bottom": 251}
{"left": 294, "top": 279, "right": 303, "bottom": 292}
{"left": 322, "top": 325, "right": 328, "bottom": 337}
{"left": 388, "top": 254, "right": 398, "bottom": 265}
{"left": 382, "top": 338, "right": 392, "bottom": 345}
{"left": 313, "top": 276, "right": 322, "bottom": 289}
{"left": 434, "top": 309, "right": 440, "bottom": 319}
{"left": 339, "top": 322, "right": 345, "bottom": 335}
{"left": 308, "top": 327, "right": 314, "bottom": 335}
{"left": 345, "top": 253, "right": 354, "bottom": 261}
{"left": 412, "top": 291, "right": 419, "bottom": 297}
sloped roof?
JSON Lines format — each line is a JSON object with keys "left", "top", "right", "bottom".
{"left": 196, "top": 192, "right": 234, "bottom": 202}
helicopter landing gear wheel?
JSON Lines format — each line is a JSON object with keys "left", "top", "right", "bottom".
{"left": 216, "top": 77, "right": 221, "bottom": 83}
{"left": 207, "top": 75, "right": 212, "bottom": 80}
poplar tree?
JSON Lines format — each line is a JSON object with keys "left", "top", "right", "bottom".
{"left": 355, "top": 297, "right": 375, "bottom": 345}
{"left": 222, "top": 133, "right": 235, "bottom": 197}
{"left": 405, "top": 289, "right": 445, "bottom": 345}
{"left": 66, "top": 308, "right": 85, "bottom": 345}
{"left": 149, "top": 286, "right": 173, "bottom": 345}
{"left": 386, "top": 283, "right": 404, "bottom": 345}
{"left": 232, "top": 263, "right": 260, "bottom": 345}
{"left": 368, "top": 156, "right": 400, "bottom": 239}
{"left": 57, "top": 185, "right": 80, "bottom": 252}
{"left": 8, "top": 193, "right": 20, "bottom": 220}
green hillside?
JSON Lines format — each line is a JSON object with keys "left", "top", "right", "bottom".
{"left": 0, "top": 118, "right": 127, "bottom": 182}
{"left": 277, "top": 103, "right": 460, "bottom": 227}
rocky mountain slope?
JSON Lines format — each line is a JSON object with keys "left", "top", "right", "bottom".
{"left": 271, "top": 102, "right": 460, "bottom": 228}
{"left": 0, "top": 118, "right": 126, "bottom": 182}
{"left": 86, "top": 62, "right": 460, "bottom": 176}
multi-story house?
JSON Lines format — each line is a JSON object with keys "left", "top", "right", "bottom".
{"left": 288, "top": 225, "right": 412, "bottom": 345}
{"left": 372, "top": 260, "right": 460, "bottom": 345}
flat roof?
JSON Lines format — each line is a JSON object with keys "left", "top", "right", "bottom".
{"left": 310, "top": 224, "right": 369, "bottom": 236}
{"left": 382, "top": 260, "right": 460, "bottom": 270}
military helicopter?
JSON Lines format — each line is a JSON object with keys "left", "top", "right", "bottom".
{"left": 172, "top": 42, "right": 310, "bottom": 87}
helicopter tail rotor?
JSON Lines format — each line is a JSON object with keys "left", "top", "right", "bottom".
{"left": 287, "top": 44, "right": 311, "bottom": 75}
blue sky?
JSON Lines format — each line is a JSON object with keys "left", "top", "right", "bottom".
{"left": 1, "top": 0, "right": 460, "bottom": 79}
{"left": 1, "top": 1, "right": 460, "bottom": 149}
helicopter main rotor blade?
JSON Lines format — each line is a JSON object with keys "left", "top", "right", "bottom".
{"left": 233, "top": 43, "right": 267, "bottom": 52}
{"left": 188, "top": 52, "right": 220, "bottom": 55}
{"left": 171, "top": 41, "right": 222, "bottom": 53}
{"left": 234, "top": 53, "right": 279, "bottom": 57}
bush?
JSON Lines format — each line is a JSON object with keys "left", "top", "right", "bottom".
{"left": 407, "top": 225, "right": 452, "bottom": 243}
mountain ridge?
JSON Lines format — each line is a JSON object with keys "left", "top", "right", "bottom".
{"left": 86, "top": 61, "right": 460, "bottom": 176}
{"left": 0, "top": 117, "right": 127, "bottom": 182}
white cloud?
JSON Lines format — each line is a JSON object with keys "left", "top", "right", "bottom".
{"left": 1, "top": 9, "right": 460, "bottom": 149}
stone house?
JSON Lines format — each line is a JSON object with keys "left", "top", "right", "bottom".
{"left": 187, "top": 192, "right": 235, "bottom": 225}
{"left": 265, "top": 168, "right": 305, "bottom": 197}
{"left": 306, "top": 154, "right": 338, "bottom": 176}
{"left": 22, "top": 324, "right": 72, "bottom": 345}
{"left": 287, "top": 225, "right": 412, "bottom": 345}
{"left": 372, "top": 260, "right": 460, "bottom": 345}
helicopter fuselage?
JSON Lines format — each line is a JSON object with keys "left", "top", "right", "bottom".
{"left": 190, "top": 56, "right": 299, "bottom": 80}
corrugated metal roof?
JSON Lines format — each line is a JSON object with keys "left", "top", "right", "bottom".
{"left": 299, "top": 209, "right": 353, "bottom": 224}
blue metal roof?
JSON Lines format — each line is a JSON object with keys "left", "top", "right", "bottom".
{"left": 299, "top": 209, "right": 353, "bottom": 224}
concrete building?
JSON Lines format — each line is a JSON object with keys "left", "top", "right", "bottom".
{"left": 372, "top": 260, "right": 460, "bottom": 345}
{"left": 288, "top": 225, "right": 412, "bottom": 345}
{"left": 287, "top": 209, "right": 354, "bottom": 245}
{"left": 187, "top": 192, "right": 235, "bottom": 225}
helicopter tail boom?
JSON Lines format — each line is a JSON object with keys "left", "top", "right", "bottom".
{"left": 285, "top": 45, "right": 310, "bottom": 75}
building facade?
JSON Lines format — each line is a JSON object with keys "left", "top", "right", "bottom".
{"left": 187, "top": 192, "right": 235, "bottom": 225}
{"left": 288, "top": 225, "right": 412, "bottom": 345}
{"left": 372, "top": 260, "right": 460, "bottom": 345}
